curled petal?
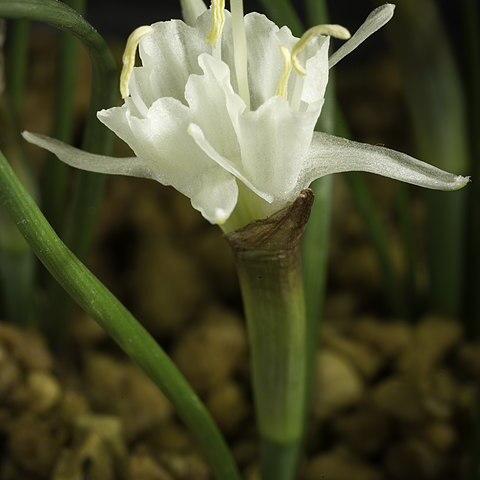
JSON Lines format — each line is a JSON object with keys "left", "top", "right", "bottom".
{"left": 236, "top": 96, "right": 320, "bottom": 199}
{"left": 188, "top": 123, "right": 273, "bottom": 202}
{"left": 135, "top": 19, "right": 209, "bottom": 104}
{"left": 301, "top": 132, "right": 470, "bottom": 191}
{"left": 329, "top": 4, "right": 395, "bottom": 68}
{"left": 180, "top": 0, "right": 208, "bottom": 26}
{"left": 22, "top": 129, "right": 240, "bottom": 225}
{"left": 22, "top": 132, "right": 152, "bottom": 178}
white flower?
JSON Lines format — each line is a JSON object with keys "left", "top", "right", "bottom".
{"left": 23, "top": 1, "right": 469, "bottom": 232}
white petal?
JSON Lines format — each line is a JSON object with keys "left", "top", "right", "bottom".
{"left": 241, "top": 13, "right": 297, "bottom": 110}
{"left": 180, "top": 0, "right": 207, "bottom": 26}
{"left": 301, "top": 36, "right": 330, "bottom": 106}
{"left": 329, "top": 4, "right": 395, "bottom": 68}
{"left": 22, "top": 132, "right": 152, "bottom": 178}
{"left": 236, "top": 96, "right": 320, "bottom": 200}
{"left": 300, "top": 132, "right": 470, "bottom": 191}
{"left": 185, "top": 53, "right": 244, "bottom": 160}
{"left": 133, "top": 19, "right": 209, "bottom": 104}
{"left": 190, "top": 170, "right": 239, "bottom": 225}
{"left": 188, "top": 123, "right": 272, "bottom": 202}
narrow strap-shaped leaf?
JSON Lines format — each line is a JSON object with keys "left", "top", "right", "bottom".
{"left": 43, "top": 0, "right": 87, "bottom": 232}
{"left": 0, "top": 148, "right": 241, "bottom": 480}
{"left": 385, "top": 0, "right": 470, "bottom": 315}
{"left": 0, "top": 0, "right": 117, "bottom": 258}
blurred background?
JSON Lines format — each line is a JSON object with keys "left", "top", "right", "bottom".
{"left": 0, "top": 1, "right": 479, "bottom": 479}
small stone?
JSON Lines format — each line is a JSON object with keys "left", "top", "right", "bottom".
{"left": 322, "top": 329, "right": 383, "bottom": 379}
{"left": 353, "top": 317, "right": 412, "bottom": 359}
{"left": 130, "top": 450, "right": 173, "bottom": 480}
{"left": 421, "top": 422, "right": 457, "bottom": 452}
{"left": 302, "top": 449, "right": 383, "bottom": 480}
{"left": 147, "top": 423, "right": 193, "bottom": 453}
{"left": 172, "top": 306, "right": 247, "bottom": 394}
{"left": 53, "top": 435, "right": 117, "bottom": 480}
{"left": 312, "top": 350, "right": 365, "bottom": 418}
{"left": 25, "top": 371, "right": 61, "bottom": 413}
{"left": 53, "top": 415, "right": 127, "bottom": 480}
{"left": 0, "top": 323, "right": 52, "bottom": 371}
{"left": 157, "top": 453, "right": 209, "bottom": 480}
{"left": 206, "top": 381, "right": 249, "bottom": 434}
{"left": 8, "top": 417, "right": 67, "bottom": 476}
{"left": 0, "top": 346, "right": 21, "bottom": 397}
{"left": 372, "top": 377, "right": 425, "bottom": 422}
{"left": 131, "top": 241, "right": 207, "bottom": 336}
{"left": 421, "top": 370, "right": 456, "bottom": 420}
{"left": 59, "top": 390, "right": 90, "bottom": 420}
{"left": 84, "top": 354, "right": 172, "bottom": 440}
{"left": 385, "top": 439, "right": 444, "bottom": 480}
{"left": 398, "top": 316, "right": 462, "bottom": 379}
{"left": 333, "top": 409, "right": 391, "bottom": 456}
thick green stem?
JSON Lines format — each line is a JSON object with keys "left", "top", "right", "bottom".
{"left": 0, "top": 148, "right": 241, "bottom": 480}
{"left": 228, "top": 191, "right": 314, "bottom": 480}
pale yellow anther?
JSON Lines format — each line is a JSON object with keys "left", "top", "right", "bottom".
{"left": 292, "top": 24, "right": 351, "bottom": 77}
{"left": 120, "top": 25, "right": 154, "bottom": 99}
{"left": 275, "top": 47, "right": 293, "bottom": 100}
{"left": 206, "top": 0, "right": 226, "bottom": 47}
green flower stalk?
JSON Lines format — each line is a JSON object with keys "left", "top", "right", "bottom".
{"left": 228, "top": 190, "right": 313, "bottom": 479}
{"left": 21, "top": 0, "right": 469, "bottom": 478}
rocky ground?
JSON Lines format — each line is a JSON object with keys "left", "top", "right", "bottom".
{"left": 0, "top": 177, "right": 479, "bottom": 480}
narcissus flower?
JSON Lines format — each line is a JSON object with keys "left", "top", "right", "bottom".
{"left": 24, "top": 0, "right": 469, "bottom": 232}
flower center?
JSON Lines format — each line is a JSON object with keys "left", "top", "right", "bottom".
{"left": 120, "top": 25, "right": 154, "bottom": 99}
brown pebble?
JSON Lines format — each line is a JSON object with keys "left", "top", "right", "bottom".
{"left": 421, "top": 422, "right": 457, "bottom": 452}
{"left": 313, "top": 350, "right": 365, "bottom": 418}
{"left": 206, "top": 381, "right": 249, "bottom": 435}
{"left": 302, "top": 448, "right": 383, "bottom": 480}
{"left": 8, "top": 417, "right": 67, "bottom": 476}
{"left": 84, "top": 354, "right": 172, "bottom": 441}
{"left": 353, "top": 317, "right": 412, "bottom": 359}
{"left": 130, "top": 449, "right": 173, "bottom": 480}
{"left": 172, "top": 306, "right": 247, "bottom": 394}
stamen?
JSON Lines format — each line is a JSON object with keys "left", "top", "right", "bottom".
{"left": 206, "top": 0, "right": 226, "bottom": 47}
{"left": 292, "top": 24, "right": 351, "bottom": 77}
{"left": 120, "top": 26, "right": 154, "bottom": 99}
{"left": 275, "top": 47, "right": 293, "bottom": 99}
